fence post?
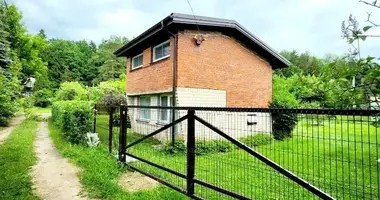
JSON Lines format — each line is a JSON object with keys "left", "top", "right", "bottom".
{"left": 118, "top": 106, "right": 127, "bottom": 162}
{"left": 93, "top": 105, "right": 97, "bottom": 133}
{"left": 108, "top": 109, "right": 114, "bottom": 154}
{"left": 186, "top": 109, "right": 195, "bottom": 196}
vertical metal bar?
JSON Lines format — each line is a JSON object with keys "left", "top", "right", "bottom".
{"left": 119, "top": 106, "right": 127, "bottom": 162}
{"left": 187, "top": 109, "right": 195, "bottom": 196}
{"left": 93, "top": 105, "right": 97, "bottom": 133}
{"left": 108, "top": 110, "right": 114, "bottom": 153}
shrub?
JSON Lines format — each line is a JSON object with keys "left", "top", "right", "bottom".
{"left": 195, "top": 140, "right": 236, "bottom": 155}
{"left": 163, "top": 139, "right": 236, "bottom": 155}
{"left": 271, "top": 75, "right": 299, "bottom": 140}
{"left": 88, "top": 77, "right": 126, "bottom": 103}
{"left": 55, "top": 82, "right": 87, "bottom": 101}
{"left": 34, "top": 89, "right": 53, "bottom": 107}
{"left": 163, "top": 140, "right": 186, "bottom": 154}
{"left": 52, "top": 101, "right": 93, "bottom": 144}
{"left": 240, "top": 134, "right": 273, "bottom": 147}
{"left": 101, "top": 93, "right": 127, "bottom": 108}
{"left": 0, "top": 75, "right": 18, "bottom": 126}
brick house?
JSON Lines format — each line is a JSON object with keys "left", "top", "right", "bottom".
{"left": 114, "top": 13, "right": 289, "bottom": 140}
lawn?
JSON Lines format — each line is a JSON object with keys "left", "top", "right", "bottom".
{"left": 0, "top": 120, "right": 39, "bottom": 200}
{"left": 48, "top": 119, "right": 187, "bottom": 200}
{"left": 29, "top": 106, "right": 51, "bottom": 113}
{"left": 95, "top": 114, "right": 380, "bottom": 200}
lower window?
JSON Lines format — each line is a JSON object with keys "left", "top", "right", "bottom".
{"left": 138, "top": 96, "right": 151, "bottom": 120}
{"left": 160, "top": 95, "right": 172, "bottom": 123}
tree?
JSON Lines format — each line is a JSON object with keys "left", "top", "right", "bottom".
{"left": 341, "top": 0, "right": 380, "bottom": 109}
{"left": 90, "top": 36, "right": 128, "bottom": 83}
{"left": 38, "top": 29, "right": 47, "bottom": 40}
{"left": 0, "top": 1, "right": 20, "bottom": 125}
{"left": 41, "top": 39, "right": 96, "bottom": 88}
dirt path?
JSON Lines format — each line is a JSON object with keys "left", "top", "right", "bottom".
{"left": 0, "top": 114, "right": 25, "bottom": 144}
{"left": 31, "top": 122, "right": 90, "bottom": 200}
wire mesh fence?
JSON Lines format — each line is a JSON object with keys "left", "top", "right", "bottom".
{"left": 94, "top": 105, "right": 380, "bottom": 200}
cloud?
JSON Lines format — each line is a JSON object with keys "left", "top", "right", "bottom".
{"left": 9, "top": 0, "right": 380, "bottom": 57}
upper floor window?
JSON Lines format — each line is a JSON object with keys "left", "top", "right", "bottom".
{"left": 153, "top": 40, "right": 170, "bottom": 62}
{"left": 132, "top": 53, "right": 143, "bottom": 70}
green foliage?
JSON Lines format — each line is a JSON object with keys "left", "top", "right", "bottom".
{"left": 88, "top": 75, "right": 126, "bottom": 103}
{"left": 270, "top": 85, "right": 298, "bottom": 140}
{"left": 195, "top": 140, "right": 236, "bottom": 155}
{"left": 90, "top": 36, "right": 128, "bottom": 84}
{"left": 240, "top": 134, "right": 273, "bottom": 147}
{"left": 272, "top": 74, "right": 300, "bottom": 108}
{"left": 163, "top": 140, "right": 186, "bottom": 154}
{"left": 163, "top": 139, "right": 236, "bottom": 155}
{"left": 33, "top": 89, "right": 53, "bottom": 107}
{"left": 52, "top": 101, "right": 93, "bottom": 144}
{"left": 55, "top": 82, "right": 87, "bottom": 101}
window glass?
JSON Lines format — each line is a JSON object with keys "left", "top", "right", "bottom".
{"left": 153, "top": 41, "right": 170, "bottom": 61}
{"left": 139, "top": 96, "right": 150, "bottom": 120}
{"left": 132, "top": 54, "right": 143, "bottom": 69}
{"left": 160, "top": 96, "right": 168, "bottom": 121}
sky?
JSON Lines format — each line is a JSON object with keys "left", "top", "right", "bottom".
{"left": 9, "top": 0, "right": 380, "bottom": 58}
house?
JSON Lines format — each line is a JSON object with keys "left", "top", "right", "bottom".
{"left": 114, "top": 13, "right": 289, "bottom": 141}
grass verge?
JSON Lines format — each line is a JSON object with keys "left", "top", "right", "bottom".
{"left": 48, "top": 119, "right": 187, "bottom": 200}
{"left": 0, "top": 120, "right": 39, "bottom": 200}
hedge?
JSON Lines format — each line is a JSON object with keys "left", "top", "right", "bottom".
{"left": 52, "top": 101, "right": 93, "bottom": 144}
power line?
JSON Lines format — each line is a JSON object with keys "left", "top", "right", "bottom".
{"left": 186, "top": 0, "right": 200, "bottom": 32}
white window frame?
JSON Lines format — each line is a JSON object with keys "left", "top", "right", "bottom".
{"left": 131, "top": 53, "right": 143, "bottom": 70}
{"left": 159, "top": 95, "right": 172, "bottom": 123}
{"left": 152, "top": 40, "right": 170, "bottom": 62}
{"left": 138, "top": 96, "right": 151, "bottom": 121}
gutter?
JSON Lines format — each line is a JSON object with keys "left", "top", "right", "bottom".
{"left": 161, "top": 20, "right": 178, "bottom": 145}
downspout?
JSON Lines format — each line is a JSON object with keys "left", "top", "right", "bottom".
{"left": 161, "top": 21, "right": 177, "bottom": 146}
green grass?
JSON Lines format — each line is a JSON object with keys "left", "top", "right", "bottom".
{"left": 0, "top": 120, "right": 39, "bottom": 200}
{"left": 95, "top": 115, "right": 380, "bottom": 199}
{"left": 29, "top": 106, "right": 51, "bottom": 113}
{"left": 48, "top": 119, "right": 187, "bottom": 200}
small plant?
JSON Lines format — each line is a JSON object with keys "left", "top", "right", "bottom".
{"left": 86, "top": 132, "right": 100, "bottom": 147}
{"left": 240, "top": 134, "right": 273, "bottom": 147}
{"left": 163, "top": 140, "right": 186, "bottom": 154}
{"left": 101, "top": 93, "right": 127, "bottom": 108}
{"left": 195, "top": 140, "right": 236, "bottom": 155}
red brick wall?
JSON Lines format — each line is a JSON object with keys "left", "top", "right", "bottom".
{"left": 126, "top": 38, "right": 174, "bottom": 94}
{"left": 177, "top": 30, "right": 273, "bottom": 107}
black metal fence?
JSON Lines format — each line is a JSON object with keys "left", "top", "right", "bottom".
{"left": 94, "top": 105, "right": 380, "bottom": 200}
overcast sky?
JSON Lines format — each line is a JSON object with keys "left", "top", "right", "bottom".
{"left": 9, "top": 0, "right": 380, "bottom": 57}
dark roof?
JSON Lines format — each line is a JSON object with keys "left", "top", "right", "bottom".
{"left": 114, "top": 13, "right": 290, "bottom": 69}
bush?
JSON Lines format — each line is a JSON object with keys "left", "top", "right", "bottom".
{"left": 55, "top": 82, "right": 87, "bottom": 101}
{"left": 88, "top": 77, "right": 126, "bottom": 103}
{"left": 240, "top": 134, "right": 273, "bottom": 147}
{"left": 52, "top": 101, "right": 93, "bottom": 144}
{"left": 195, "top": 140, "right": 236, "bottom": 155}
{"left": 34, "top": 89, "right": 53, "bottom": 107}
{"left": 271, "top": 75, "right": 299, "bottom": 140}
{"left": 163, "top": 139, "right": 236, "bottom": 155}
{"left": 163, "top": 140, "right": 186, "bottom": 154}
{"left": 0, "top": 75, "right": 18, "bottom": 126}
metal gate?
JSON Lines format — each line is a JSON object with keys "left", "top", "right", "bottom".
{"left": 95, "top": 105, "right": 380, "bottom": 199}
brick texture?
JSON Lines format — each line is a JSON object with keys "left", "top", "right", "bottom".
{"left": 126, "top": 30, "right": 273, "bottom": 107}
{"left": 177, "top": 30, "right": 272, "bottom": 107}
{"left": 126, "top": 38, "right": 174, "bottom": 94}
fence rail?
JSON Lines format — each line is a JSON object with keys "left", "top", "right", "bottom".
{"left": 94, "top": 105, "right": 380, "bottom": 199}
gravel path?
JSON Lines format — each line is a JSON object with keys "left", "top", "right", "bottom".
{"left": 31, "top": 122, "right": 90, "bottom": 200}
{"left": 0, "top": 114, "right": 25, "bottom": 144}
